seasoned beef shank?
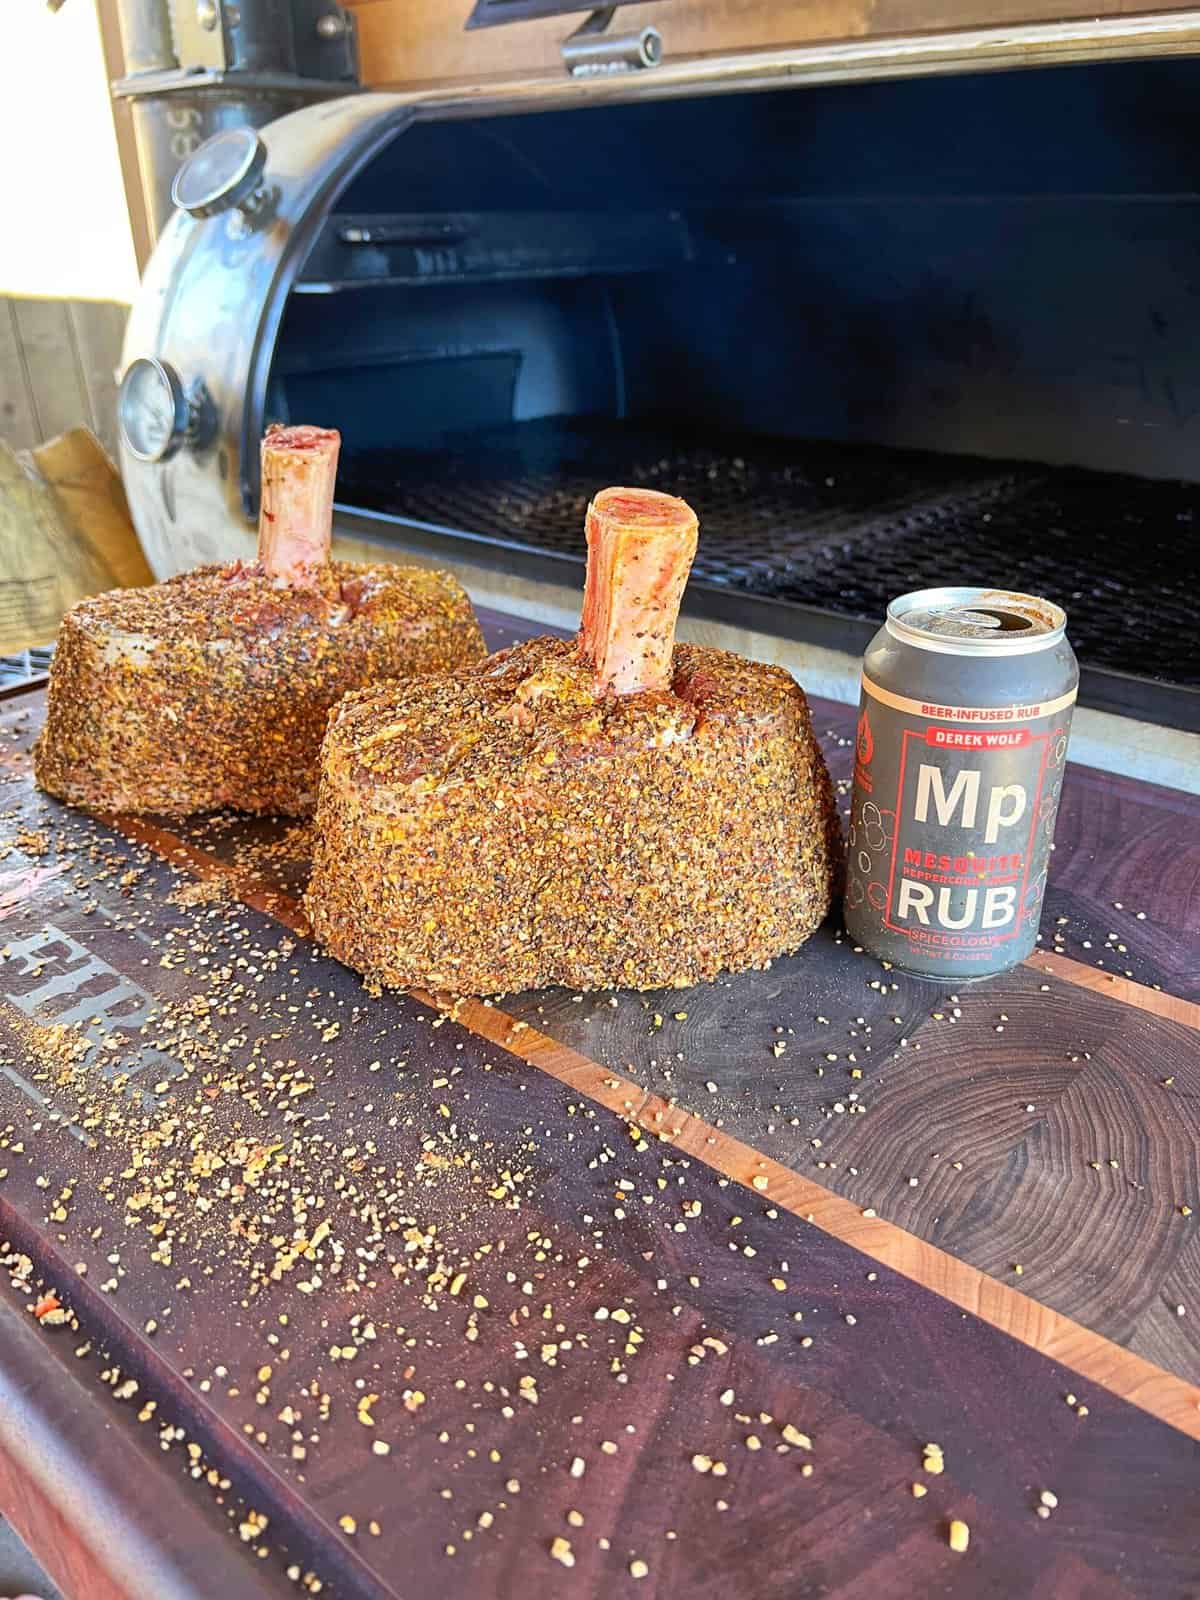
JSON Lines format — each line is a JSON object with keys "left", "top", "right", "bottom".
{"left": 34, "top": 426, "right": 484, "bottom": 816}
{"left": 306, "top": 486, "right": 840, "bottom": 994}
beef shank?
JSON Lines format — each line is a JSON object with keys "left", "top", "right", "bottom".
{"left": 306, "top": 485, "right": 840, "bottom": 993}
{"left": 34, "top": 425, "right": 484, "bottom": 816}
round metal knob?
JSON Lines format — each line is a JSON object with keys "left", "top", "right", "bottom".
{"left": 171, "top": 126, "right": 267, "bottom": 220}
{"left": 118, "top": 358, "right": 189, "bottom": 463}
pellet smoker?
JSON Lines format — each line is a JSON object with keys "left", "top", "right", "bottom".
{"left": 114, "top": 5, "right": 1200, "bottom": 731}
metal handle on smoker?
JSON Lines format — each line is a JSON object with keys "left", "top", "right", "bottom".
{"left": 561, "top": 7, "right": 662, "bottom": 76}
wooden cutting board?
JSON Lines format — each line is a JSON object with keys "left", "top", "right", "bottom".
{"left": 0, "top": 607, "right": 1196, "bottom": 1599}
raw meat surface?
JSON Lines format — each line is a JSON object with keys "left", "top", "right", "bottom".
{"left": 34, "top": 426, "right": 485, "bottom": 816}
{"left": 306, "top": 487, "right": 840, "bottom": 993}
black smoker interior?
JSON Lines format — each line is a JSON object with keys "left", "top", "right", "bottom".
{"left": 268, "top": 58, "right": 1200, "bottom": 729}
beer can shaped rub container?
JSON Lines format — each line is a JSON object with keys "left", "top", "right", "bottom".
{"left": 844, "top": 588, "right": 1078, "bottom": 979}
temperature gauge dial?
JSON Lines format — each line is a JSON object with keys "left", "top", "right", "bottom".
{"left": 118, "top": 357, "right": 189, "bottom": 463}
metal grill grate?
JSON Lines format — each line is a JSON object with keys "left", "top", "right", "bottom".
{"left": 340, "top": 420, "right": 1200, "bottom": 694}
{"left": 0, "top": 646, "right": 54, "bottom": 690}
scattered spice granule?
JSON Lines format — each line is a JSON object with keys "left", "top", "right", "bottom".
{"left": 549, "top": 1536, "right": 575, "bottom": 1568}
{"left": 911, "top": 1483, "right": 927, "bottom": 1499}
{"left": 948, "top": 1520, "right": 970, "bottom": 1553}
{"left": 781, "top": 1424, "right": 811, "bottom": 1449}
{"left": 238, "top": 1511, "right": 269, "bottom": 1543}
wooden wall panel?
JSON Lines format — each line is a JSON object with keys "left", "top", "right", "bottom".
{"left": 66, "top": 300, "right": 129, "bottom": 460}
{"left": 0, "top": 302, "right": 39, "bottom": 454}
{"left": 9, "top": 300, "right": 92, "bottom": 446}
{"left": 346, "top": 1, "right": 1200, "bottom": 89}
{"left": 0, "top": 299, "right": 128, "bottom": 461}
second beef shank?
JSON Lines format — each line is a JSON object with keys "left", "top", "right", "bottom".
{"left": 34, "top": 426, "right": 484, "bottom": 816}
{"left": 306, "top": 487, "right": 840, "bottom": 993}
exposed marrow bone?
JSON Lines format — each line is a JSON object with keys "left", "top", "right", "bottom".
{"left": 257, "top": 424, "right": 341, "bottom": 587}
{"left": 578, "top": 487, "right": 699, "bottom": 696}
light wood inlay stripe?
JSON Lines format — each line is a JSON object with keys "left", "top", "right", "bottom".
{"left": 1023, "top": 950, "right": 1200, "bottom": 1033}
{"left": 89, "top": 812, "right": 1200, "bottom": 1443}
{"left": 97, "top": 813, "right": 313, "bottom": 936}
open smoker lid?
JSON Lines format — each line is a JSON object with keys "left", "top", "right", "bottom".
{"left": 118, "top": 56, "right": 1200, "bottom": 734}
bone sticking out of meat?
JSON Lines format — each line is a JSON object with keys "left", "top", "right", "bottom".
{"left": 306, "top": 486, "right": 841, "bottom": 996}
{"left": 257, "top": 423, "right": 341, "bottom": 587}
{"left": 34, "top": 425, "right": 485, "bottom": 817}
{"left": 579, "top": 487, "right": 699, "bottom": 695}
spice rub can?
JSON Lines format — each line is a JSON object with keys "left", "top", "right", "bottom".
{"left": 844, "top": 587, "right": 1078, "bottom": 978}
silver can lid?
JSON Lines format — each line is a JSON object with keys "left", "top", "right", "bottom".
{"left": 885, "top": 587, "right": 1068, "bottom": 656}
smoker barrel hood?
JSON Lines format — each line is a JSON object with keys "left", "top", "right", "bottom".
{"left": 118, "top": 46, "right": 1200, "bottom": 733}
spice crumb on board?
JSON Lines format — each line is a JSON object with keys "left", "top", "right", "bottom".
{"left": 550, "top": 1536, "right": 576, "bottom": 1568}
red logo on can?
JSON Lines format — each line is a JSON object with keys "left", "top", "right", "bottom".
{"left": 854, "top": 708, "right": 875, "bottom": 792}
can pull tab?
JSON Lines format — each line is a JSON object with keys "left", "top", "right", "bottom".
{"left": 561, "top": 6, "right": 663, "bottom": 76}
{"left": 945, "top": 608, "right": 1036, "bottom": 634}
{"left": 971, "top": 609, "right": 1036, "bottom": 632}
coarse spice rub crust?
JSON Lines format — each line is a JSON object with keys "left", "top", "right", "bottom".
{"left": 306, "top": 635, "right": 841, "bottom": 993}
{"left": 34, "top": 560, "right": 485, "bottom": 817}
